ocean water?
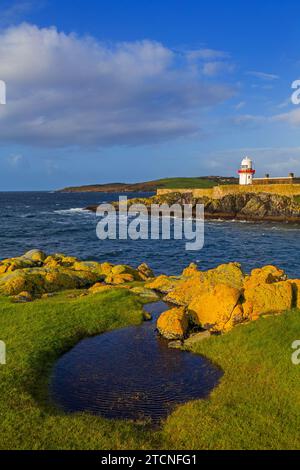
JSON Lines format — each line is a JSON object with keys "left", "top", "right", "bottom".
{"left": 1, "top": 191, "right": 300, "bottom": 277}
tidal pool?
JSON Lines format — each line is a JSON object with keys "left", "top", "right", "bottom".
{"left": 50, "top": 301, "right": 222, "bottom": 424}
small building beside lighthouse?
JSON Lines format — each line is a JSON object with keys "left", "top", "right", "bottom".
{"left": 238, "top": 157, "right": 256, "bottom": 185}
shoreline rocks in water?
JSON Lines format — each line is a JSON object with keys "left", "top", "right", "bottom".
{"left": 86, "top": 191, "right": 300, "bottom": 223}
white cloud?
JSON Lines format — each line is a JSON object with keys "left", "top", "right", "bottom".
{"left": 186, "top": 48, "right": 229, "bottom": 61}
{"left": 246, "top": 71, "right": 280, "bottom": 81}
{"left": 202, "top": 61, "right": 235, "bottom": 77}
{"left": 272, "top": 108, "right": 300, "bottom": 126}
{"left": 0, "top": 24, "right": 234, "bottom": 148}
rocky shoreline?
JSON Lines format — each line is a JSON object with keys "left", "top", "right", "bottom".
{"left": 1, "top": 249, "right": 299, "bottom": 346}
{"left": 86, "top": 191, "right": 300, "bottom": 223}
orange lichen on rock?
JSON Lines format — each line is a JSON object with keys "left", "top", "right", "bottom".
{"left": 157, "top": 307, "right": 189, "bottom": 340}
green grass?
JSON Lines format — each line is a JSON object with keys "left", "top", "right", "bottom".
{"left": 156, "top": 178, "right": 217, "bottom": 189}
{"left": 156, "top": 177, "right": 236, "bottom": 189}
{"left": 294, "top": 195, "right": 300, "bottom": 204}
{"left": 0, "top": 290, "right": 300, "bottom": 450}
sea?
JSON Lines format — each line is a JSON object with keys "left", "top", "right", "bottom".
{"left": 1, "top": 191, "right": 300, "bottom": 278}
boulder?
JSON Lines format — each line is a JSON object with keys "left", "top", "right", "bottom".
{"left": 188, "top": 284, "right": 243, "bottom": 332}
{"left": 105, "top": 273, "right": 135, "bottom": 285}
{"left": 12, "top": 291, "right": 33, "bottom": 303}
{"left": 89, "top": 283, "right": 114, "bottom": 294}
{"left": 183, "top": 330, "right": 211, "bottom": 346}
{"left": 157, "top": 307, "right": 189, "bottom": 340}
{"left": 23, "top": 249, "right": 47, "bottom": 263}
{"left": 165, "top": 263, "right": 244, "bottom": 306}
{"left": 291, "top": 280, "right": 300, "bottom": 309}
{"left": 182, "top": 263, "right": 199, "bottom": 278}
{"left": 244, "top": 265, "right": 287, "bottom": 288}
{"left": 130, "top": 286, "right": 159, "bottom": 300}
{"left": 146, "top": 275, "right": 180, "bottom": 294}
{"left": 243, "top": 280, "right": 293, "bottom": 320}
{"left": 137, "top": 263, "right": 154, "bottom": 280}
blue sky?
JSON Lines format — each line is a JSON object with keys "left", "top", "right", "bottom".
{"left": 0, "top": 0, "right": 300, "bottom": 190}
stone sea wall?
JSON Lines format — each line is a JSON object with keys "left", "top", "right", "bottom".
{"left": 157, "top": 183, "right": 300, "bottom": 199}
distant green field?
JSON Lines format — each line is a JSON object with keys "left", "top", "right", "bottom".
{"left": 155, "top": 177, "right": 237, "bottom": 189}
{"left": 156, "top": 178, "right": 217, "bottom": 189}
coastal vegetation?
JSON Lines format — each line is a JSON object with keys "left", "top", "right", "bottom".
{"left": 59, "top": 176, "right": 237, "bottom": 193}
{"left": 0, "top": 249, "right": 300, "bottom": 449}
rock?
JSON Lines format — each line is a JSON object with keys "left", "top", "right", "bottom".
{"left": 44, "top": 253, "right": 79, "bottom": 268}
{"left": 183, "top": 330, "right": 211, "bottom": 346}
{"left": 243, "top": 280, "right": 293, "bottom": 320}
{"left": 182, "top": 263, "right": 199, "bottom": 277}
{"left": 165, "top": 263, "right": 244, "bottom": 306}
{"left": 88, "top": 283, "right": 114, "bottom": 294}
{"left": 157, "top": 307, "right": 189, "bottom": 340}
{"left": 244, "top": 265, "right": 287, "bottom": 288}
{"left": 168, "top": 340, "right": 183, "bottom": 349}
{"left": 137, "top": 263, "right": 154, "bottom": 280}
{"left": 291, "top": 280, "right": 300, "bottom": 309}
{"left": 111, "top": 264, "right": 142, "bottom": 281}
{"left": 130, "top": 286, "right": 159, "bottom": 300}
{"left": 146, "top": 275, "right": 180, "bottom": 294}
{"left": 142, "top": 311, "right": 152, "bottom": 321}
{"left": 105, "top": 273, "right": 135, "bottom": 284}
{"left": 188, "top": 284, "right": 243, "bottom": 332}
{"left": 24, "top": 249, "right": 47, "bottom": 263}
{"left": 12, "top": 291, "right": 33, "bottom": 303}
{"left": 0, "top": 256, "right": 38, "bottom": 273}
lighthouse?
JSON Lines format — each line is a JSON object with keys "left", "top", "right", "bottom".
{"left": 238, "top": 157, "right": 255, "bottom": 185}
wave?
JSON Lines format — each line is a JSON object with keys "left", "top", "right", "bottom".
{"left": 54, "top": 207, "right": 91, "bottom": 215}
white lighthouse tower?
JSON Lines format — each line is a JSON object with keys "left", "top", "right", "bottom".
{"left": 238, "top": 157, "right": 255, "bottom": 185}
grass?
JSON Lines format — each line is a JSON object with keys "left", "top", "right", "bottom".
{"left": 157, "top": 178, "right": 218, "bottom": 189}
{"left": 0, "top": 289, "right": 300, "bottom": 450}
{"left": 294, "top": 195, "right": 300, "bottom": 204}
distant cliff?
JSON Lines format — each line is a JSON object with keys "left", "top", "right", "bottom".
{"left": 86, "top": 192, "right": 300, "bottom": 223}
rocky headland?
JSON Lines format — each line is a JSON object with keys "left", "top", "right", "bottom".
{"left": 86, "top": 191, "right": 300, "bottom": 223}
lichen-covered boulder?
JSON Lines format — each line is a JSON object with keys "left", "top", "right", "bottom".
{"left": 24, "top": 249, "right": 47, "bottom": 263}
{"left": 89, "top": 283, "right": 114, "bottom": 294}
{"left": 0, "top": 256, "right": 37, "bottom": 273}
{"left": 291, "top": 280, "right": 300, "bottom": 309}
{"left": 182, "top": 263, "right": 199, "bottom": 278}
{"left": 137, "top": 263, "right": 154, "bottom": 280}
{"left": 146, "top": 275, "right": 180, "bottom": 294}
{"left": 12, "top": 291, "right": 33, "bottom": 303}
{"left": 105, "top": 273, "right": 135, "bottom": 285}
{"left": 244, "top": 265, "right": 287, "bottom": 288}
{"left": 243, "top": 280, "right": 293, "bottom": 320}
{"left": 188, "top": 284, "right": 243, "bottom": 332}
{"left": 157, "top": 307, "right": 189, "bottom": 340}
{"left": 165, "top": 263, "right": 244, "bottom": 306}
{"left": 44, "top": 254, "right": 79, "bottom": 268}
{"left": 130, "top": 286, "right": 159, "bottom": 300}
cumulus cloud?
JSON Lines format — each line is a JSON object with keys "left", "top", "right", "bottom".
{"left": 0, "top": 24, "right": 234, "bottom": 148}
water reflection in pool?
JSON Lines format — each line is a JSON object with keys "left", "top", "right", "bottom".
{"left": 50, "top": 302, "right": 222, "bottom": 424}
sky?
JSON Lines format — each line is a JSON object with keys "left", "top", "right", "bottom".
{"left": 0, "top": 0, "right": 300, "bottom": 190}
